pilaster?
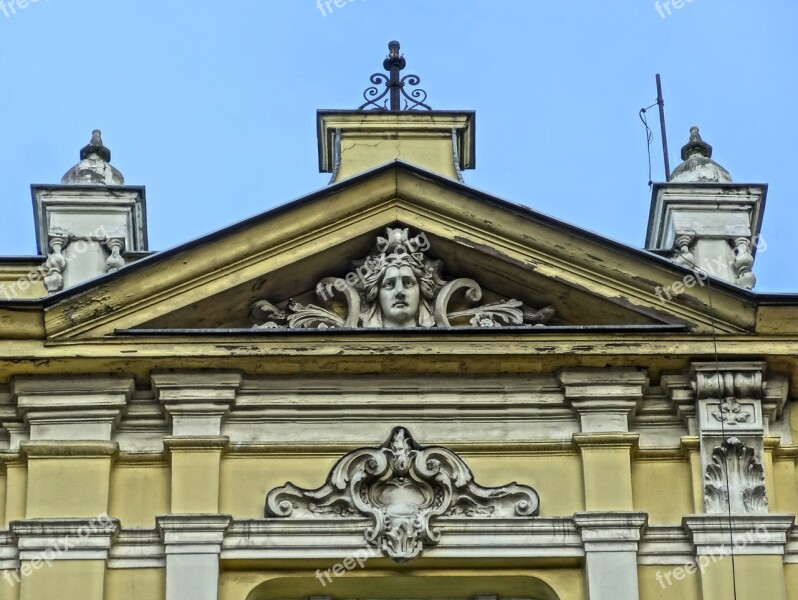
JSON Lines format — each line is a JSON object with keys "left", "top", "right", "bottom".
{"left": 152, "top": 372, "right": 240, "bottom": 514}
{"left": 691, "top": 362, "right": 781, "bottom": 515}
{"left": 574, "top": 511, "right": 648, "bottom": 600}
{"left": 560, "top": 368, "right": 646, "bottom": 512}
{"left": 10, "top": 376, "right": 133, "bottom": 520}
{"left": 684, "top": 514, "right": 793, "bottom": 600}
{"left": 9, "top": 517, "right": 119, "bottom": 600}
{"left": 157, "top": 514, "right": 231, "bottom": 600}
{"left": 559, "top": 368, "right": 647, "bottom": 433}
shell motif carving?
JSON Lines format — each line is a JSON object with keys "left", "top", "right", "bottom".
{"left": 265, "top": 427, "right": 540, "bottom": 562}
{"left": 704, "top": 437, "right": 767, "bottom": 514}
{"left": 251, "top": 227, "right": 555, "bottom": 329}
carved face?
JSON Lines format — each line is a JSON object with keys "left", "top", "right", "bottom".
{"left": 379, "top": 265, "right": 420, "bottom": 328}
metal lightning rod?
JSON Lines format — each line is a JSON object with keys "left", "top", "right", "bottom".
{"left": 656, "top": 74, "right": 671, "bottom": 181}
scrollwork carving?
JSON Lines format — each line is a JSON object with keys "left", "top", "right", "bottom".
{"left": 265, "top": 427, "right": 540, "bottom": 562}
{"left": 251, "top": 228, "right": 555, "bottom": 330}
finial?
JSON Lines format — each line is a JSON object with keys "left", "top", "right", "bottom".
{"left": 61, "top": 129, "right": 124, "bottom": 185}
{"left": 670, "top": 126, "right": 732, "bottom": 184}
{"left": 79, "top": 129, "right": 112, "bottom": 163}
{"left": 680, "top": 126, "right": 713, "bottom": 160}
{"left": 359, "top": 41, "right": 432, "bottom": 111}
{"left": 386, "top": 40, "right": 403, "bottom": 62}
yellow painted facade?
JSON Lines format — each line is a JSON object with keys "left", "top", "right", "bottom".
{"left": 0, "top": 108, "right": 795, "bottom": 600}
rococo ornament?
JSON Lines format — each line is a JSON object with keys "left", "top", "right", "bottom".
{"left": 250, "top": 227, "right": 555, "bottom": 329}
{"left": 704, "top": 437, "right": 767, "bottom": 514}
{"left": 265, "top": 426, "right": 541, "bottom": 562}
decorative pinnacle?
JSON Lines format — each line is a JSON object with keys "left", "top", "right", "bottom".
{"left": 384, "top": 40, "right": 406, "bottom": 71}
{"left": 359, "top": 41, "right": 431, "bottom": 111}
{"left": 79, "top": 129, "right": 112, "bottom": 163}
{"left": 681, "top": 126, "right": 713, "bottom": 161}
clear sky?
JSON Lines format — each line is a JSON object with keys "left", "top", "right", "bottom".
{"left": 1, "top": 0, "right": 795, "bottom": 291}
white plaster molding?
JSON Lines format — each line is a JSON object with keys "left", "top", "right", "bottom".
{"left": 573, "top": 512, "right": 648, "bottom": 600}
{"left": 637, "top": 526, "right": 695, "bottom": 565}
{"left": 573, "top": 512, "right": 648, "bottom": 552}
{"left": 10, "top": 518, "right": 119, "bottom": 561}
{"left": 158, "top": 515, "right": 232, "bottom": 600}
{"left": 683, "top": 514, "right": 794, "bottom": 556}
{"left": 558, "top": 368, "right": 648, "bottom": 433}
{"left": 107, "top": 529, "right": 165, "bottom": 569}
{"left": 692, "top": 361, "right": 766, "bottom": 436}
{"left": 0, "top": 531, "right": 19, "bottom": 570}
{"left": 660, "top": 372, "right": 698, "bottom": 434}
{"left": 11, "top": 376, "right": 134, "bottom": 441}
{"left": 763, "top": 372, "right": 790, "bottom": 431}
{"left": 223, "top": 517, "right": 583, "bottom": 560}
{"left": 784, "top": 528, "right": 798, "bottom": 563}
{"left": 266, "top": 427, "right": 540, "bottom": 562}
{"left": 2, "top": 423, "right": 29, "bottom": 451}
{"left": 152, "top": 372, "right": 241, "bottom": 437}
{"left": 157, "top": 514, "right": 232, "bottom": 555}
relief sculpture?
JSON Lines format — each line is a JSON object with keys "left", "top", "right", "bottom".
{"left": 251, "top": 227, "right": 554, "bottom": 329}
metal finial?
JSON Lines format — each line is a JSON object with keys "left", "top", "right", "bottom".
{"left": 681, "top": 126, "right": 713, "bottom": 160}
{"left": 359, "top": 41, "right": 432, "bottom": 111}
{"left": 79, "top": 129, "right": 112, "bottom": 163}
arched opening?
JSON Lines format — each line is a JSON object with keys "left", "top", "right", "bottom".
{"left": 244, "top": 574, "right": 562, "bottom": 600}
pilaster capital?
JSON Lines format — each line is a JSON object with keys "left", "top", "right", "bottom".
{"left": 11, "top": 375, "right": 134, "bottom": 441}
{"left": 557, "top": 368, "right": 648, "bottom": 433}
{"left": 573, "top": 511, "right": 648, "bottom": 552}
{"left": 683, "top": 514, "right": 794, "bottom": 556}
{"left": 10, "top": 516, "right": 120, "bottom": 561}
{"left": 157, "top": 514, "right": 232, "bottom": 554}
{"left": 572, "top": 433, "right": 639, "bottom": 451}
{"left": 152, "top": 371, "right": 242, "bottom": 436}
{"left": 20, "top": 440, "right": 118, "bottom": 459}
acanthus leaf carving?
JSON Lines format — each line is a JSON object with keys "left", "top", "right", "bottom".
{"left": 265, "top": 426, "right": 540, "bottom": 562}
{"left": 704, "top": 436, "right": 767, "bottom": 514}
{"left": 710, "top": 397, "right": 752, "bottom": 426}
{"left": 250, "top": 227, "right": 555, "bottom": 330}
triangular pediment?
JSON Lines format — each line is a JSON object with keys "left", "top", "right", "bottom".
{"left": 41, "top": 162, "right": 756, "bottom": 339}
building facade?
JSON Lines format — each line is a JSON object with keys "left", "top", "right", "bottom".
{"left": 0, "top": 45, "right": 796, "bottom": 600}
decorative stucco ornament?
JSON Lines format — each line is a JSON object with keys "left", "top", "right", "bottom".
{"left": 61, "top": 130, "right": 125, "bottom": 186}
{"left": 265, "top": 426, "right": 540, "bottom": 562}
{"left": 251, "top": 227, "right": 555, "bottom": 329}
{"left": 669, "top": 126, "right": 732, "bottom": 184}
{"left": 704, "top": 437, "right": 767, "bottom": 514}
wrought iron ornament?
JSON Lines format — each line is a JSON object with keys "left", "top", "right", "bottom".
{"left": 359, "top": 41, "right": 432, "bottom": 111}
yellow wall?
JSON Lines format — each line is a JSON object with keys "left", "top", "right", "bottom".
{"left": 26, "top": 458, "right": 110, "bottom": 519}
{"left": 105, "top": 568, "right": 165, "bottom": 600}
{"left": 699, "top": 555, "right": 787, "bottom": 600}
{"left": 3, "top": 462, "right": 26, "bottom": 527}
{"left": 462, "top": 453, "right": 585, "bottom": 517}
{"left": 633, "top": 460, "right": 693, "bottom": 524}
{"left": 639, "top": 565, "right": 701, "bottom": 600}
{"left": 109, "top": 463, "right": 169, "bottom": 527}
{"left": 18, "top": 560, "right": 105, "bottom": 600}
{"left": 220, "top": 455, "right": 341, "bottom": 518}
{"left": 785, "top": 564, "right": 798, "bottom": 600}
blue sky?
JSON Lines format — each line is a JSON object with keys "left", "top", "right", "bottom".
{"left": 1, "top": 0, "right": 796, "bottom": 291}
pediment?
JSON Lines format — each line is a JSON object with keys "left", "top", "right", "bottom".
{"left": 41, "top": 162, "right": 757, "bottom": 339}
